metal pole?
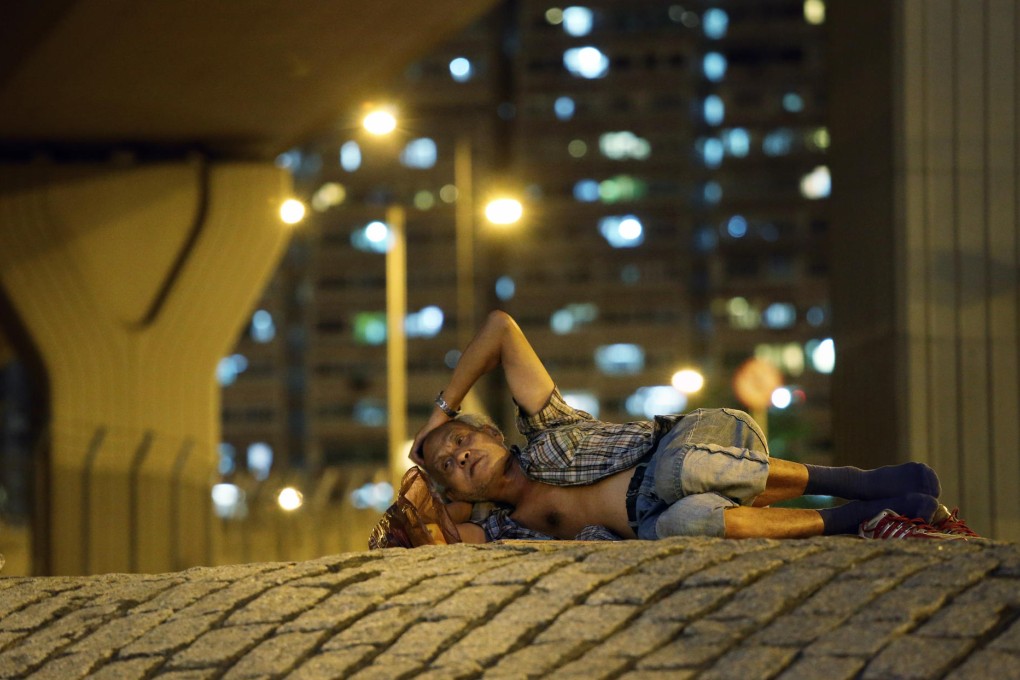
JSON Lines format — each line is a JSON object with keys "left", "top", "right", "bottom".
{"left": 454, "top": 135, "right": 474, "bottom": 350}
{"left": 385, "top": 205, "right": 407, "bottom": 488}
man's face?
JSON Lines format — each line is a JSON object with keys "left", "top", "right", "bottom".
{"left": 422, "top": 421, "right": 510, "bottom": 501}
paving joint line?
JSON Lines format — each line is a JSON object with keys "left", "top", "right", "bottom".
{"left": 597, "top": 543, "right": 857, "bottom": 678}
{"left": 474, "top": 544, "right": 702, "bottom": 678}
{"left": 106, "top": 575, "right": 321, "bottom": 679}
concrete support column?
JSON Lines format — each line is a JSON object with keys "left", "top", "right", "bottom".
{"left": 831, "top": 1, "right": 1019, "bottom": 539}
{"left": 0, "top": 161, "right": 292, "bottom": 574}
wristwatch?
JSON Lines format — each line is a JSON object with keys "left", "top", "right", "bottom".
{"left": 435, "top": 391, "right": 460, "bottom": 418}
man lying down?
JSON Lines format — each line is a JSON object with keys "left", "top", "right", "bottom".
{"left": 406, "top": 311, "right": 977, "bottom": 544}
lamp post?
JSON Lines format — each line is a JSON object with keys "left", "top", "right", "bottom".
{"left": 362, "top": 106, "right": 410, "bottom": 486}
{"left": 363, "top": 107, "right": 523, "bottom": 485}
{"left": 455, "top": 136, "right": 475, "bottom": 350}
{"left": 384, "top": 205, "right": 407, "bottom": 487}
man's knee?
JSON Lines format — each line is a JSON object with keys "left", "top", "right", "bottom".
{"left": 654, "top": 492, "right": 736, "bottom": 538}
{"left": 653, "top": 442, "right": 769, "bottom": 505}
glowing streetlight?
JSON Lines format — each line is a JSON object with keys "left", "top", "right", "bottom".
{"left": 277, "top": 486, "right": 304, "bottom": 512}
{"left": 279, "top": 199, "right": 306, "bottom": 225}
{"left": 363, "top": 108, "right": 398, "bottom": 136}
{"left": 671, "top": 368, "right": 705, "bottom": 394}
{"left": 484, "top": 197, "right": 524, "bottom": 226}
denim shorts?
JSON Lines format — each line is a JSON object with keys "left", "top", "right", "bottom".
{"left": 626, "top": 408, "right": 770, "bottom": 539}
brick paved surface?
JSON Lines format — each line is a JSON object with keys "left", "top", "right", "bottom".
{"left": 1, "top": 537, "right": 1019, "bottom": 679}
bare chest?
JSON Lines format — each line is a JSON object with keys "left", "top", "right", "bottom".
{"left": 512, "top": 469, "right": 636, "bottom": 539}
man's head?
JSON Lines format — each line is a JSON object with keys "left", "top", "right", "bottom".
{"left": 419, "top": 415, "right": 512, "bottom": 502}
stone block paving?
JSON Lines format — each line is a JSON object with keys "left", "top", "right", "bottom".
{"left": 1, "top": 537, "right": 1019, "bottom": 679}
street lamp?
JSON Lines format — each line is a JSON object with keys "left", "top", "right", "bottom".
{"left": 484, "top": 197, "right": 524, "bottom": 226}
{"left": 671, "top": 368, "right": 705, "bottom": 394}
{"left": 362, "top": 107, "right": 398, "bottom": 136}
{"left": 279, "top": 198, "right": 306, "bottom": 225}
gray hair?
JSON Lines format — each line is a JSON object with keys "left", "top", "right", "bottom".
{"left": 454, "top": 412, "right": 503, "bottom": 438}
{"left": 421, "top": 413, "right": 504, "bottom": 496}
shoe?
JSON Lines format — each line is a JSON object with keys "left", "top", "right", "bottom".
{"left": 930, "top": 504, "right": 981, "bottom": 538}
{"left": 858, "top": 509, "right": 963, "bottom": 540}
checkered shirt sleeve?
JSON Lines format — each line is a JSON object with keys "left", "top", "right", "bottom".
{"left": 514, "top": 388, "right": 660, "bottom": 485}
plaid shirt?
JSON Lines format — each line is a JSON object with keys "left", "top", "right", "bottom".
{"left": 476, "top": 388, "right": 682, "bottom": 542}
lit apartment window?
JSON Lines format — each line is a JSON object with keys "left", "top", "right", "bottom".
{"left": 405, "top": 306, "right": 444, "bottom": 338}
{"left": 251, "top": 310, "right": 276, "bottom": 343}
{"left": 495, "top": 276, "right": 516, "bottom": 301}
{"left": 806, "top": 306, "right": 826, "bottom": 327}
{"left": 218, "top": 443, "right": 236, "bottom": 475}
{"left": 599, "top": 175, "right": 648, "bottom": 203}
{"left": 551, "top": 303, "right": 599, "bottom": 334}
{"left": 599, "top": 215, "right": 644, "bottom": 248}
{"left": 554, "top": 96, "right": 576, "bottom": 120}
{"left": 340, "top": 141, "right": 361, "bottom": 171}
{"left": 702, "top": 52, "right": 727, "bottom": 81}
{"left": 725, "top": 215, "right": 748, "bottom": 238}
{"left": 353, "top": 399, "right": 386, "bottom": 427}
{"left": 353, "top": 312, "right": 387, "bottom": 345}
{"left": 595, "top": 343, "right": 645, "bottom": 374}
{"left": 562, "top": 6, "right": 594, "bottom": 36}
{"left": 275, "top": 149, "right": 301, "bottom": 171}
{"left": 804, "top": 0, "right": 826, "bottom": 25}
{"left": 695, "top": 225, "right": 718, "bottom": 252}
{"left": 568, "top": 139, "right": 588, "bottom": 158}
{"left": 311, "top": 182, "right": 346, "bottom": 211}
{"left": 800, "top": 166, "right": 831, "bottom": 199}
{"left": 573, "top": 179, "right": 600, "bottom": 202}
{"left": 599, "top": 131, "right": 651, "bottom": 159}
{"left": 703, "top": 181, "right": 723, "bottom": 204}
{"left": 626, "top": 386, "right": 687, "bottom": 419}
{"left": 350, "top": 221, "right": 392, "bottom": 253}
{"left": 703, "top": 95, "right": 724, "bottom": 125}
{"left": 762, "top": 129, "right": 794, "bottom": 156}
{"left": 728, "top": 297, "right": 761, "bottom": 329}
{"left": 807, "top": 338, "right": 836, "bottom": 373}
{"left": 702, "top": 8, "right": 728, "bottom": 39}
{"left": 697, "top": 137, "right": 724, "bottom": 168}
{"left": 564, "top": 46, "right": 610, "bottom": 79}
{"left": 723, "top": 128, "right": 750, "bottom": 157}
{"left": 212, "top": 483, "right": 246, "bottom": 519}
{"left": 562, "top": 391, "right": 600, "bottom": 418}
{"left": 400, "top": 138, "right": 437, "bottom": 169}
{"left": 763, "top": 303, "right": 797, "bottom": 329}
{"left": 247, "top": 443, "right": 273, "bottom": 481}
{"left": 449, "top": 57, "right": 472, "bottom": 82}
{"left": 783, "top": 92, "right": 804, "bottom": 112}
{"left": 755, "top": 342, "right": 806, "bottom": 376}
{"left": 351, "top": 482, "right": 394, "bottom": 511}
{"left": 217, "top": 354, "right": 248, "bottom": 386}
{"left": 413, "top": 190, "right": 435, "bottom": 210}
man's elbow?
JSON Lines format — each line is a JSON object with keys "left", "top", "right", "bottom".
{"left": 485, "top": 309, "right": 514, "bottom": 331}
{"left": 457, "top": 522, "right": 488, "bottom": 544}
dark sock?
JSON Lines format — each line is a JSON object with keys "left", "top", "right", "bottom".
{"left": 817, "top": 493, "right": 939, "bottom": 535}
{"left": 804, "top": 462, "right": 940, "bottom": 500}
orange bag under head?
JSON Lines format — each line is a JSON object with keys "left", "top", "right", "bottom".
{"left": 368, "top": 467, "right": 462, "bottom": 549}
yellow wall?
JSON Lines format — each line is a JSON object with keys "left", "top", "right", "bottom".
{"left": 0, "top": 161, "right": 293, "bottom": 574}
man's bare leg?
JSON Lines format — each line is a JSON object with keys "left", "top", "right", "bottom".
{"left": 723, "top": 506, "right": 824, "bottom": 538}
{"left": 753, "top": 458, "right": 809, "bottom": 507}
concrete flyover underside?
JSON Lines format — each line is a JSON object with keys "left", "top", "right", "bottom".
{"left": 1, "top": 537, "right": 1018, "bottom": 680}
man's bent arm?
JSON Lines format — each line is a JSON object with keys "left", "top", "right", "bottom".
{"left": 443, "top": 310, "right": 553, "bottom": 415}
{"left": 410, "top": 310, "right": 554, "bottom": 462}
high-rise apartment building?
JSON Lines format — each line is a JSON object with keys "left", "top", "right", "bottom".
{"left": 221, "top": 0, "right": 833, "bottom": 495}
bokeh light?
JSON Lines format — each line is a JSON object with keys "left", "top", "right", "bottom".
{"left": 279, "top": 199, "right": 306, "bottom": 224}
